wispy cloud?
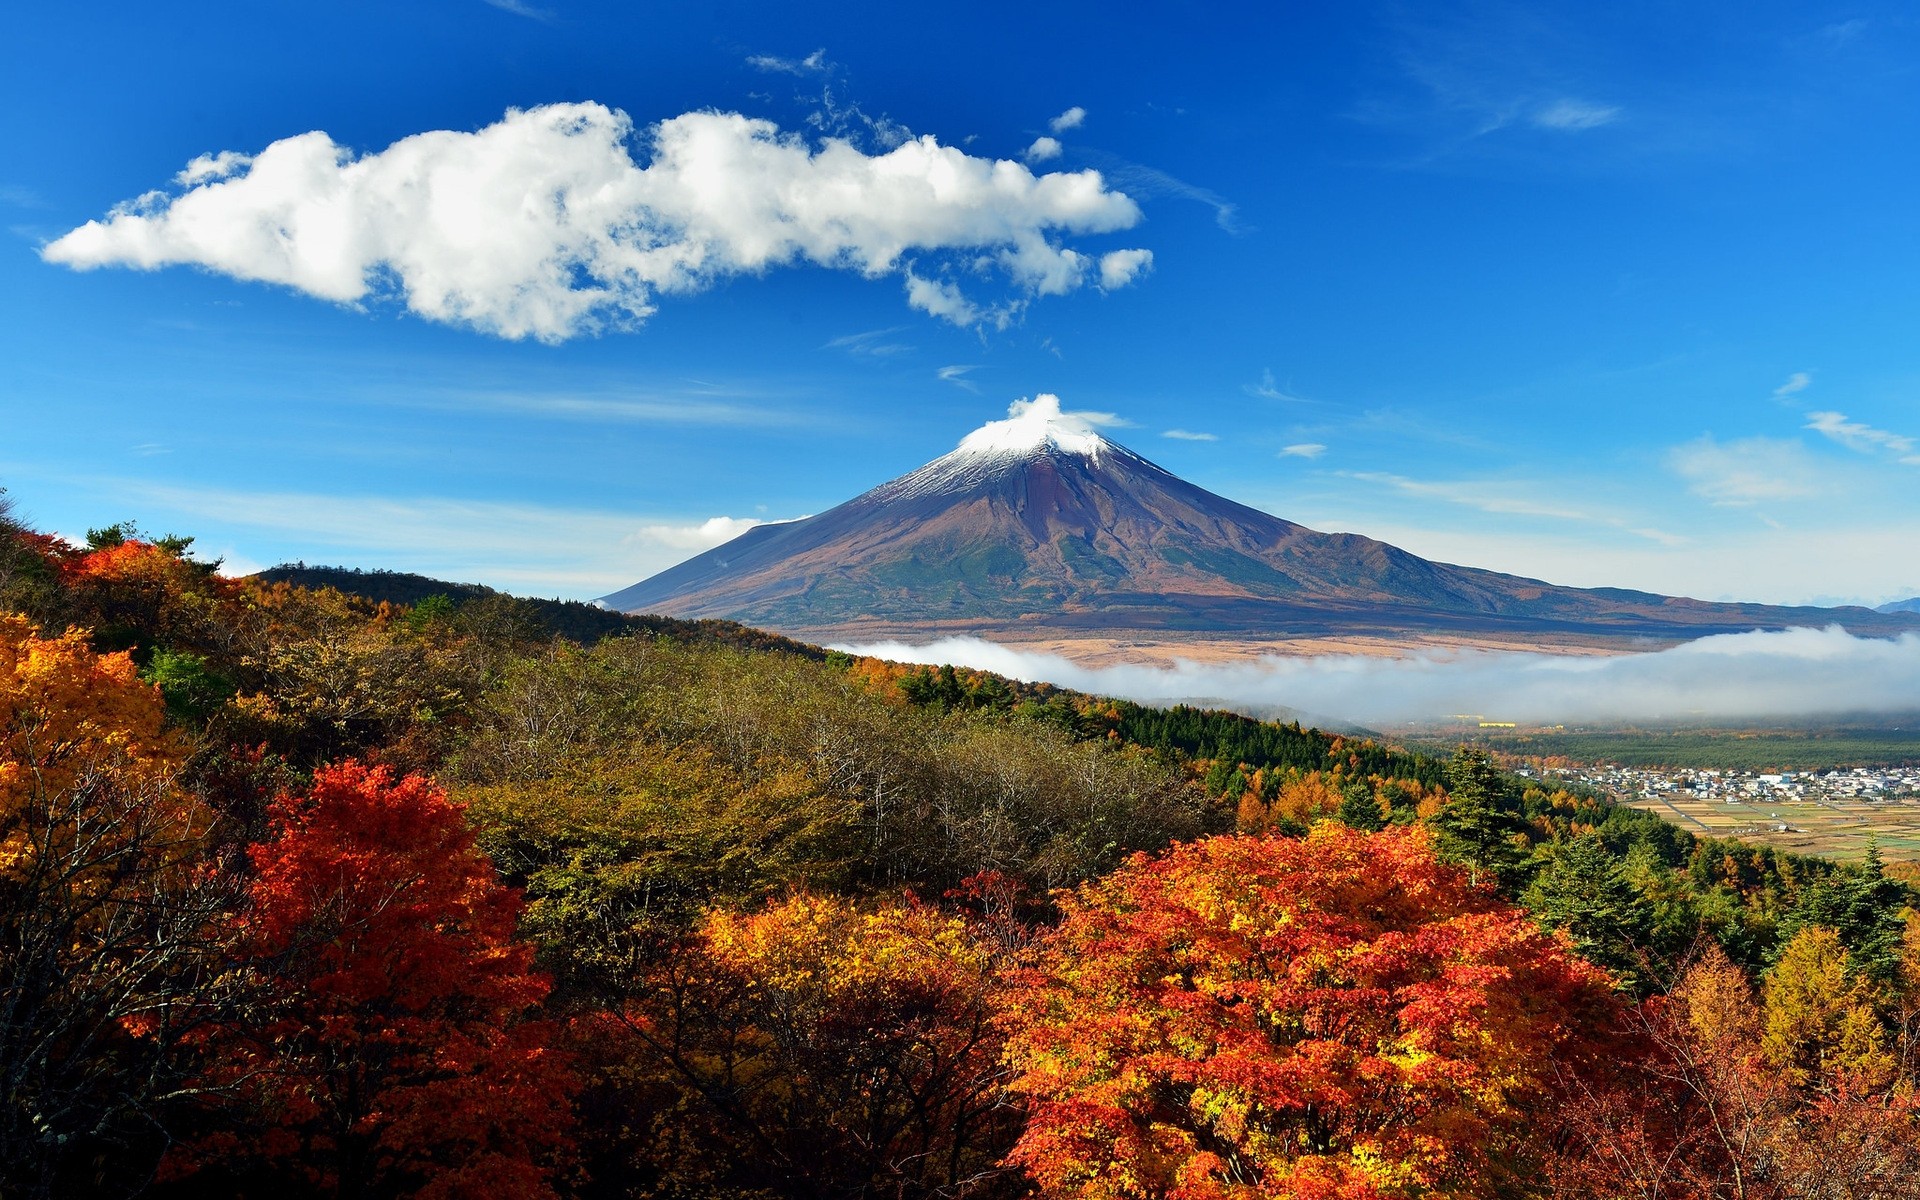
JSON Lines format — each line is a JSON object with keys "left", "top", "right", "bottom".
{"left": 826, "top": 327, "right": 913, "bottom": 358}
{"left": 1048, "top": 106, "right": 1087, "bottom": 134}
{"left": 936, "top": 364, "right": 981, "bottom": 392}
{"left": 1246, "top": 368, "right": 1308, "bottom": 402}
{"left": 1669, "top": 435, "right": 1822, "bottom": 506}
{"left": 1083, "top": 152, "right": 1243, "bottom": 233}
{"left": 746, "top": 48, "right": 827, "bottom": 74}
{"left": 405, "top": 387, "right": 808, "bottom": 428}
{"left": 1279, "top": 443, "right": 1326, "bottom": 459}
{"left": 481, "top": 0, "right": 554, "bottom": 21}
{"left": 43, "top": 103, "right": 1150, "bottom": 340}
{"left": 1805, "top": 410, "right": 1920, "bottom": 464}
{"left": 1351, "top": 470, "right": 1684, "bottom": 545}
{"left": 1529, "top": 98, "right": 1620, "bottom": 131}
{"left": 834, "top": 627, "right": 1920, "bottom": 726}
{"left": 1773, "top": 371, "right": 1812, "bottom": 399}
{"left": 1162, "top": 429, "right": 1218, "bottom": 442}
{"left": 110, "top": 480, "right": 785, "bottom": 596}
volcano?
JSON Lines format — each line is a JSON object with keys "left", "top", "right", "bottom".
{"left": 600, "top": 396, "right": 1919, "bottom": 650}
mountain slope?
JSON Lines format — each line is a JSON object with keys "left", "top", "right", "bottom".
{"left": 601, "top": 397, "right": 1920, "bottom": 646}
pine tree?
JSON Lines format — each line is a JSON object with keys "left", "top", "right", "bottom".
{"left": 1522, "top": 834, "right": 1656, "bottom": 990}
{"left": 1776, "top": 840, "right": 1911, "bottom": 988}
{"left": 1336, "top": 778, "right": 1386, "bottom": 831}
{"left": 1430, "top": 746, "right": 1522, "bottom": 888}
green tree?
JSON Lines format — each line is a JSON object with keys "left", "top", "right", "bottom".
{"left": 1335, "top": 777, "right": 1386, "bottom": 831}
{"left": 1776, "top": 842, "right": 1911, "bottom": 988}
{"left": 1522, "top": 833, "right": 1655, "bottom": 990}
{"left": 1429, "top": 746, "right": 1523, "bottom": 888}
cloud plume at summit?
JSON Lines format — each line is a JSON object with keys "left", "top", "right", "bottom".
{"left": 41, "top": 103, "right": 1150, "bottom": 341}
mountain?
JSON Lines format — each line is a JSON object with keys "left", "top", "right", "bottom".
{"left": 1878, "top": 597, "right": 1920, "bottom": 615}
{"left": 600, "top": 396, "right": 1920, "bottom": 649}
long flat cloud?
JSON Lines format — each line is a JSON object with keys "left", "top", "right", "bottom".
{"left": 834, "top": 627, "right": 1920, "bottom": 726}
{"left": 42, "top": 103, "right": 1150, "bottom": 341}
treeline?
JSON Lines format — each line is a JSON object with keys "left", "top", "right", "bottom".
{"left": 3, "top": 494, "right": 1919, "bottom": 1200}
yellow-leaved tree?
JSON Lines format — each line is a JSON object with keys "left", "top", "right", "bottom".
{"left": 0, "top": 614, "right": 227, "bottom": 1197}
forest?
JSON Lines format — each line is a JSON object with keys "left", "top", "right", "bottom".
{"left": 3, "top": 493, "right": 1918, "bottom": 1200}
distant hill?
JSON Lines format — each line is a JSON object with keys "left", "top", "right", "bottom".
{"left": 1878, "top": 597, "right": 1920, "bottom": 615}
{"left": 601, "top": 397, "right": 1920, "bottom": 648}
{"left": 253, "top": 564, "right": 827, "bottom": 658}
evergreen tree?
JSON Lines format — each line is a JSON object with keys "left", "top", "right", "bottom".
{"left": 1336, "top": 778, "right": 1386, "bottom": 832}
{"left": 1522, "top": 834, "right": 1656, "bottom": 991}
{"left": 1776, "top": 841, "right": 1911, "bottom": 987}
{"left": 1429, "top": 746, "right": 1523, "bottom": 889}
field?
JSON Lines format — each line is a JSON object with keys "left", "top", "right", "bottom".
{"left": 1623, "top": 791, "right": 1920, "bottom": 863}
{"left": 1406, "top": 721, "right": 1920, "bottom": 771}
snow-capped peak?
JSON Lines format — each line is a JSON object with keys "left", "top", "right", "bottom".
{"left": 954, "top": 393, "right": 1114, "bottom": 461}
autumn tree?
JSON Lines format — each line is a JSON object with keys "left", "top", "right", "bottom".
{"left": 603, "top": 893, "right": 1022, "bottom": 1199}
{"left": 1001, "top": 825, "right": 1619, "bottom": 1200}
{"left": 170, "top": 761, "right": 575, "bottom": 1200}
{"left": 1549, "top": 941, "right": 1920, "bottom": 1200}
{"left": 0, "top": 615, "right": 228, "bottom": 1198}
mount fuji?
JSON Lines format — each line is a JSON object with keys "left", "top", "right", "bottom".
{"left": 600, "top": 396, "right": 1919, "bottom": 651}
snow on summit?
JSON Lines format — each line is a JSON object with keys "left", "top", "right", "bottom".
{"left": 954, "top": 394, "right": 1115, "bottom": 460}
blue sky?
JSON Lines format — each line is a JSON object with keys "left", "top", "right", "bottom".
{"left": 4, "top": 0, "right": 1918, "bottom": 606}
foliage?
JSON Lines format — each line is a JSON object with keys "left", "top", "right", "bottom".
{"left": 599, "top": 893, "right": 1022, "bottom": 1199}
{"left": 464, "top": 742, "right": 859, "bottom": 1001}
{"left": 169, "top": 762, "right": 576, "bottom": 1199}
{"left": 0, "top": 615, "right": 228, "bottom": 1198}
{"left": 1522, "top": 833, "right": 1657, "bottom": 992}
{"left": 1547, "top": 942, "right": 1920, "bottom": 1199}
{"left": 1001, "top": 825, "right": 1620, "bottom": 1200}
{"left": 1430, "top": 745, "right": 1527, "bottom": 888}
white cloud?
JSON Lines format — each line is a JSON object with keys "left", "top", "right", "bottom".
{"left": 482, "top": 0, "right": 555, "bottom": 20}
{"left": 1669, "top": 435, "right": 1822, "bottom": 506}
{"left": 42, "top": 103, "right": 1148, "bottom": 341}
{"left": 1290, "top": 516, "right": 1920, "bottom": 610}
{"left": 1279, "top": 443, "right": 1326, "bottom": 459}
{"left": 632, "top": 515, "right": 767, "bottom": 551}
{"left": 1097, "top": 247, "right": 1152, "bottom": 290}
{"left": 904, "top": 271, "right": 991, "bottom": 328}
{"left": 1348, "top": 471, "right": 1686, "bottom": 546}
{"left": 1025, "top": 136, "right": 1063, "bottom": 163}
{"left": 1530, "top": 99, "right": 1620, "bottom": 131}
{"left": 1162, "top": 429, "right": 1218, "bottom": 442}
{"left": 1805, "top": 410, "right": 1919, "bottom": 464}
{"left": 1049, "top": 106, "right": 1087, "bottom": 134}
{"left": 746, "top": 48, "right": 827, "bottom": 74}
{"left": 1773, "top": 371, "right": 1812, "bottom": 398}
{"left": 1246, "top": 368, "right": 1306, "bottom": 402}
{"left": 1095, "top": 156, "right": 1242, "bottom": 233}
{"left": 835, "top": 627, "right": 1920, "bottom": 726}
{"left": 936, "top": 364, "right": 981, "bottom": 392}
{"left": 174, "top": 151, "right": 252, "bottom": 187}
{"left": 825, "top": 327, "right": 912, "bottom": 357}
{"left": 104, "top": 479, "right": 782, "bottom": 596}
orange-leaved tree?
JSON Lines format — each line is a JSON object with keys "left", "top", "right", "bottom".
{"left": 171, "top": 761, "right": 575, "bottom": 1200}
{"left": 999, "top": 824, "right": 1620, "bottom": 1200}
{"left": 0, "top": 614, "right": 225, "bottom": 1197}
{"left": 602, "top": 891, "right": 1023, "bottom": 1199}
{"left": 1548, "top": 937, "right": 1920, "bottom": 1200}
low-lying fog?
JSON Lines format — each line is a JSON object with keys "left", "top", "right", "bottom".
{"left": 833, "top": 626, "right": 1920, "bottom": 728}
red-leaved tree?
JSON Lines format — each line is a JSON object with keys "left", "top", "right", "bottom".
{"left": 169, "top": 761, "right": 575, "bottom": 1200}
{"left": 999, "top": 825, "right": 1621, "bottom": 1200}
